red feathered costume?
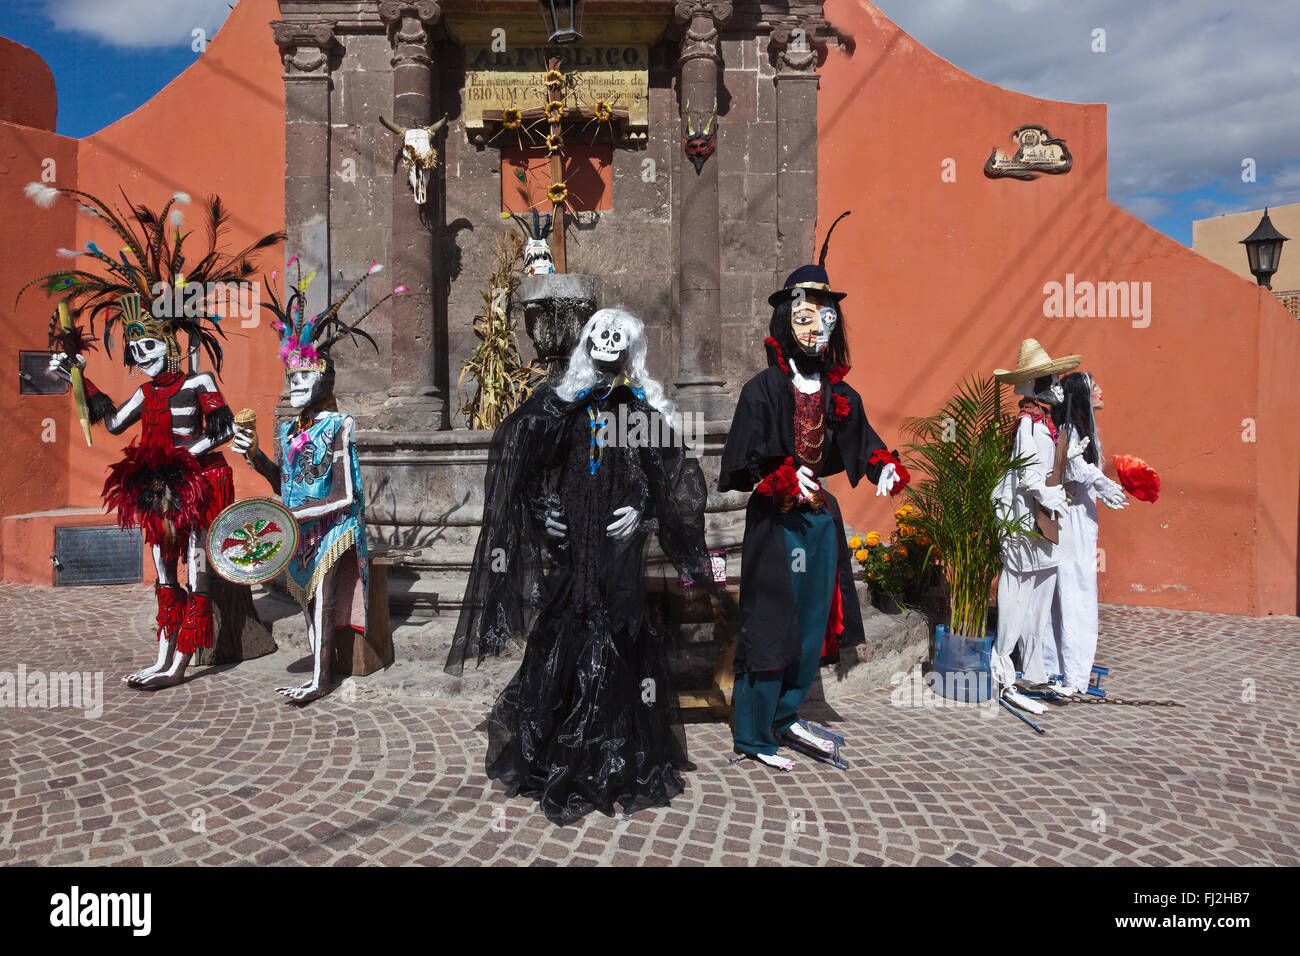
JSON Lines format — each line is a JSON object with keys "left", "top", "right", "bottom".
{"left": 99, "top": 371, "right": 233, "bottom": 653}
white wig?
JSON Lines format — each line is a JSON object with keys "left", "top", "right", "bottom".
{"left": 556, "top": 307, "right": 675, "bottom": 420}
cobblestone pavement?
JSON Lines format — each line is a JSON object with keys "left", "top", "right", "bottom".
{"left": 1, "top": 582, "right": 1297, "bottom": 866}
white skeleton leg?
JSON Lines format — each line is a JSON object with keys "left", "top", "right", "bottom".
{"left": 130, "top": 534, "right": 199, "bottom": 689}
{"left": 124, "top": 545, "right": 178, "bottom": 684}
{"left": 278, "top": 567, "right": 335, "bottom": 703}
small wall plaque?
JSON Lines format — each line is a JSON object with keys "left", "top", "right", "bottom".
{"left": 985, "top": 125, "right": 1073, "bottom": 180}
{"left": 54, "top": 526, "right": 143, "bottom": 586}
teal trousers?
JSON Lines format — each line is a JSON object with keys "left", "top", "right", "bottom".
{"left": 732, "top": 508, "right": 838, "bottom": 756}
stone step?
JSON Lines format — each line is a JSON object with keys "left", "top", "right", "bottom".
{"left": 254, "top": 579, "right": 934, "bottom": 704}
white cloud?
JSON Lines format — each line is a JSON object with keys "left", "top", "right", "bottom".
{"left": 870, "top": 0, "right": 1300, "bottom": 233}
{"left": 43, "top": 0, "right": 234, "bottom": 49}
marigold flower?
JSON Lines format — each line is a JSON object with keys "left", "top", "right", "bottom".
{"left": 864, "top": 531, "right": 881, "bottom": 547}
{"left": 854, "top": 548, "right": 869, "bottom": 563}
{"left": 849, "top": 535, "right": 863, "bottom": 550}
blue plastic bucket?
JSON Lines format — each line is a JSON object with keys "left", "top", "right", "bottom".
{"left": 928, "top": 625, "right": 994, "bottom": 702}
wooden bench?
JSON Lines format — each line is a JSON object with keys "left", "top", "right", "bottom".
{"left": 330, "top": 548, "right": 413, "bottom": 677}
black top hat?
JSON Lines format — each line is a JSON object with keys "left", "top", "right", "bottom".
{"left": 767, "top": 211, "right": 851, "bottom": 307}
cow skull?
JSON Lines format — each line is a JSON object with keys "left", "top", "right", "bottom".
{"left": 380, "top": 114, "right": 448, "bottom": 205}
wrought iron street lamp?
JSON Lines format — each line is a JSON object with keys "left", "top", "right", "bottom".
{"left": 539, "top": 0, "right": 584, "bottom": 44}
{"left": 1241, "top": 207, "right": 1289, "bottom": 289}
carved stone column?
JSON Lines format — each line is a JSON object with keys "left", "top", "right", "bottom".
{"left": 272, "top": 21, "right": 339, "bottom": 322}
{"left": 674, "top": 0, "right": 732, "bottom": 421}
{"left": 770, "top": 22, "right": 820, "bottom": 276}
{"left": 379, "top": 1, "right": 445, "bottom": 430}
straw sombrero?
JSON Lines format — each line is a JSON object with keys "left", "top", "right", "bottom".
{"left": 993, "top": 338, "right": 1082, "bottom": 384}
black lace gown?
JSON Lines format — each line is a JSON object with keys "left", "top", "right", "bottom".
{"left": 446, "top": 382, "right": 718, "bottom": 826}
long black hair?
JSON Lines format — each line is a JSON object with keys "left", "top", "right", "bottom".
{"left": 1051, "top": 371, "right": 1099, "bottom": 466}
{"left": 768, "top": 297, "right": 851, "bottom": 375}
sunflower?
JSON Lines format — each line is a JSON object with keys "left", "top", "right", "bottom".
{"left": 543, "top": 100, "right": 565, "bottom": 123}
{"left": 501, "top": 107, "right": 523, "bottom": 130}
{"left": 544, "top": 133, "right": 564, "bottom": 154}
{"left": 547, "top": 181, "right": 569, "bottom": 205}
{"left": 593, "top": 98, "right": 613, "bottom": 123}
{"left": 544, "top": 69, "right": 565, "bottom": 87}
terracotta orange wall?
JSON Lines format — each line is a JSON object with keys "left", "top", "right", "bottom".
{"left": 819, "top": 0, "right": 1300, "bottom": 616}
{"left": 0, "top": 0, "right": 286, "bottom": 584}
{"left": 0, "top": 39, "right": 76, "bottom": 580}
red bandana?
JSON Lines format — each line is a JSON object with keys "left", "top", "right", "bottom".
{"left": 1018, "top": 398, "right": 1058, "bottom": 441}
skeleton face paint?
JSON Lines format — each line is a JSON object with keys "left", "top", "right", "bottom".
{"left": 129, "top": 337, "right": 169, "bottom": 377}
{"left": 288, "top": 368, "right": 325, "bottom": 409}
{"left": 790, "top": 294, "right": 837, "bottom": 356}
{"left": 587, "top": 316, "right": 631, "bottom": 373}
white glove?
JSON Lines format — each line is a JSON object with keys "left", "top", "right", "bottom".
{"left": 875, "top": 462, "right": 898, "bottom": 497}
{"left": 606, "top": 505, "right": 639, "bottom": 540}
{"left": 544, "top": 509, "right": 567, "bottom": 540}
{"left": 1067, "top": 436, "right": 1090, "bottom": 460}
{"left": 1038, "top": 484, "right": 1068, "bottom": 516}
{"left": 795, "top": 465, "right": 820, "bottom": 500}
{"left": 1100, "top": 485, "right": 1130, "bottom": 510}
{"left": 47, "top": 351, "right": 84, "bottom": 383}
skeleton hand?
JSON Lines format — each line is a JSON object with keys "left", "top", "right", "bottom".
{"left": 544, "top": 508, "right": 567, "bottom": 540}
{"left": 232, "top": 426, "right": 256, "bottom": 457}
{"left": 875, "top": 462, "right": 899, "bottom": 497}
{"left": 1067, "top": 436, "right": 1091, "bottom": 461}
{"left": 796, "top": 465, "right": 820, "bottom": 500}
{"left": 47, "top": 351, "right": 84, "bottom": 383}
{"left": 606, "top": 505, "right": 640, "bottom": 540}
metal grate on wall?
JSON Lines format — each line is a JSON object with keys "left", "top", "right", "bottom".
{"left": 54, "top": 526, "right": 144, "bottom": 586}
{"left": 19, "top": 350, "right": 68, "bottom": 396}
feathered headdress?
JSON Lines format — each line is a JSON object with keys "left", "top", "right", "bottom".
{"left": 264, "top": 255, "right": 404, "bottom": 373}
{"left": 17, "top": 183, "right": 284, "bottom": 376}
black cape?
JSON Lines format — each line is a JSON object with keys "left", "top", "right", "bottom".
{"left": 446, "top": 381, "right": 722, "bottom": 825}
{"left": 718, "top": 349, "right": 891, "bottom": 674}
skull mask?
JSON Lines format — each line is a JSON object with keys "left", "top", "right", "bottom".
{"left": 790, "top": 292, "right": 838, "bottom": 357}
{"left": 1015, "top": 374, "right": 1064, "bottom": 405}
{"left": 287, "top": 368, "right": 328, "bottom": 409}
{"left": 129, "top": 337, "right": 169, "bottom": 377}
{"left": 587, "top": 314, "right": 631, "bottom": 374}
{"left": 523, "top": 239, "right": 555, "bottom": 276}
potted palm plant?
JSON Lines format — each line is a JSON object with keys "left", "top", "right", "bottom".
{"left": 898, "top": 376, "right": 1034, "bottom": 702}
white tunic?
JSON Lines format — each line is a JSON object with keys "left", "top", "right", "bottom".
{"left": 994, "top": 415, "right": 1060, "bottom": 573}
{"left": 1045, "top": 424, "right": 1125, "bottom": 692}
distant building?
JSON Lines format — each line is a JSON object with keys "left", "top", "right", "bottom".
{"left": 1194, "top": 203, "right": 1300, "bottom": 318}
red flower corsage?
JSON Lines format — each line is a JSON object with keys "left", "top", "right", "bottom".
{"left": 831, "top": 393, "right": 851, "bottom": 422}
{"left": 868, "top": 448, "right": 910, "bottom": 496}
{"left": 755, "top": 456, "right": 800, "bottom": 497}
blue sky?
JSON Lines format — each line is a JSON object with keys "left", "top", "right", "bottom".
{"left": 2, "top": 0, "right": 1297, "bottom": 246}
{"left": 0, "top": 0, "right": 234, "bottom": 138}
